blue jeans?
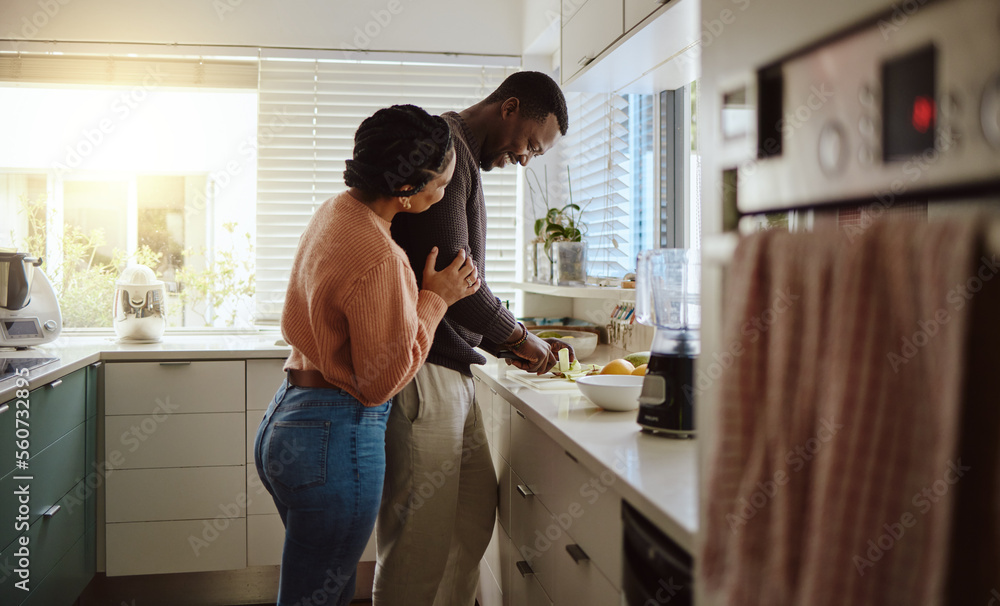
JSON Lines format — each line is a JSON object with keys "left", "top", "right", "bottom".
{"left": 254, "top": 378, "right": 391, "bottom": 606}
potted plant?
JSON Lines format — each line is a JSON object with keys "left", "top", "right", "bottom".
{"left": 527, "top": 167, "right": 589, "bottom": 285}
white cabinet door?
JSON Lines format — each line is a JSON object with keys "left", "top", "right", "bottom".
{"left": 561, "top": 0, "right": 623, "bottom": 82}
{"left": 625, "top": 0, "right": 667, "bottom": 32}
{"left": 246, "top": 358, "right": 286, "bottom": 411}
{"left": 106, "top": 466, "right": 246, "bottom": 522}
{"left": 510, "top": 408, "right": 623, "bottom": 591}
{"left": 106, "top": 519, "right": 247, "bottom": 576}
{"left": 105, "top": 361, "right": 245, "bottom": 415}
{"left": 247, "top": 513, "right": 285, "bottom": 567}
{"left": 106, "top": 412, "right": 245, "bottom": 469}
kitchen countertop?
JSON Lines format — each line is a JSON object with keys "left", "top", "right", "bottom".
{"left": 1, "top": 334, "right": 697, "bottom": 553}
{"left": 0, "top": 331, "right": 291, "bottom": 401}
{"left": 472, "top": 345, "right": 698, "bottom": 554}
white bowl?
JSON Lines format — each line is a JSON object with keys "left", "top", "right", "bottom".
{"left": 528, "top": 328, "right": 598, "bottom": 359}
{"left": 575, "top": 374, "right": 644, "bottom": 411}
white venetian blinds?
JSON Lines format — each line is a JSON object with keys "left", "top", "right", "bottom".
{"left": 564, "top": 92, "right": 633, "bottom": 278}
{"left": 255, "top": 56, "right": 520, "bottom": 323}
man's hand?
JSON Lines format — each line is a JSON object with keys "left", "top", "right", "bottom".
{"left": 506, "top": 334, "right": 576, "bottom": 375}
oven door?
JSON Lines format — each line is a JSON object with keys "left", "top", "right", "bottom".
{"left": 622, "top": 501, "right": 693, "bottom": 606}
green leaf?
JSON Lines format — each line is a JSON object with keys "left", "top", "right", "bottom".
{"left": 534, "top": 218, "right": 544, "bottom": 236}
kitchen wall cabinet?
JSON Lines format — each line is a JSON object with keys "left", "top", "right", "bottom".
{"left": 104, "top": 360, "right": 247, "bottom": 576}
{"left": 0, "top": 364, "right": 98, "bottom": 606}
{"left": 625, "top": 0, "right": 667, "bottom": 32}
{"left": 560, "top": 0, "right": 699, "bottom": 93}
{"left": 560, "top": 0, "right": 624, "bottom": 84}
{"left": 475, "top": 376, "right": 621, "bottom": 606}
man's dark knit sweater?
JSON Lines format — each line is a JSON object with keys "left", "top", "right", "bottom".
{"left": 390, "top": 112, "right": 518, "bottom": 376}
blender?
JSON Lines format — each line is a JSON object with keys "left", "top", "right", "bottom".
{"left": 634, "top": 249, "right": 700, "bottom": 438}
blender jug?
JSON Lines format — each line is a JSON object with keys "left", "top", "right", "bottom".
{"left": 635, "top": 249, "right": 700, "bottom": 438}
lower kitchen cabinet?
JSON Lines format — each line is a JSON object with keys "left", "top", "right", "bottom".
{"left": 474, "top": 376, "right": 622, "bottom": 606}
{"left": 104, "top": 360, "right": 247, "bottom": 576}
{"left": 244, "top": 359, "right": 378, "bottom": 569}
{"left": 0, "top": 364, "right": 98, "bottom": 606}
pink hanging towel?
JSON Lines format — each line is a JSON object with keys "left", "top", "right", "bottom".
{"left": 699, "top": 217, "right": 1000, "bottom": 606}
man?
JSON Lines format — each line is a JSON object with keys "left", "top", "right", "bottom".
{"left": 376, "top": 71, "right": 571, "bottom": 606}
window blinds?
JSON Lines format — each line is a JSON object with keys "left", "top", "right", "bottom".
{"left": 254, "top": 57, "right": 520, "bottom": 323}
{"left": 564, "top": 92, "right": 633, "bottom": 278}
{"left": 0, "top": 54, "right": 258, "bottom": 88}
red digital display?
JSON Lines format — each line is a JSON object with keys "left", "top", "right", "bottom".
{"left": 911, "top": 96, "right": 935, "bottom": 134}
{"left": 882, "top": 45, "right": 937, "bottom": 161}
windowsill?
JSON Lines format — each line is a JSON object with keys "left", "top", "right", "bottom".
{"left": 60, "top": 327, "right": 282, "bottom": 337}
{"left": 514, "top": 281, "right": 636, "bottom": 300}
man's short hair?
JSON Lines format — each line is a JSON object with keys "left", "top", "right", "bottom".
{"left": 484, "top": 71, "right": 569, "bottom": 136}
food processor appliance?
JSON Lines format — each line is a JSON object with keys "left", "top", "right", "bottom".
{"left": 113, "top": 264, "right": 166, "bottom": 342}
{"left": 0, "top": 250, "right": 63, "bottom": 349}
{"left": 634, "top": 248, "right": 700, "bottom": 438}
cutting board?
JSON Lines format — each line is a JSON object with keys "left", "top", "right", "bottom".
{"left": 505, "top": 368, "right": 581, "bottom": 391}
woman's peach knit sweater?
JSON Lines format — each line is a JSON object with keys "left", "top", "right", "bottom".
{"left": 281, "top": 191, "right": 447, "bottom": 406}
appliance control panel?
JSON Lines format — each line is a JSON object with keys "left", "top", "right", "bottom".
{"left": 730, "top": 0, "right": 1000, "bottom": 213}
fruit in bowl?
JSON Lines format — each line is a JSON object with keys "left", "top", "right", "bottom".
{"left": 528, "top": 328, "right": 598, "bottom": 359}
{"left": 575, "top": 375, "right": 644, "bottom": 411}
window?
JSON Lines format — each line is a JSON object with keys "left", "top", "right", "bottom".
{"left": 559, "top": 82, "right": 699, "bottom": 282}
{"left": 1, "top": 51, "right": 521, "bottom": 328}
{"left": 0, "top": 55, "right": 259, "bottom": 327}
{"left": 254, "top": 55, "right": 520, "bottom": 323}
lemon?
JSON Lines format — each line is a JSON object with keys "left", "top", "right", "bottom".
{"left": 599, "top": 359, "right": 635, "bottom": 375}
{"left": 631, "top": 364, "right": 648, "bottom": 376}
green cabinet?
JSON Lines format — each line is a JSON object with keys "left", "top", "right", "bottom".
{"left": 0, "top": 363, "right": 99, "bottom": 605}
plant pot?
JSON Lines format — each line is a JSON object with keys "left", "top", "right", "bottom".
{"left": 530, "top": 241, "right": 552, "bottom": 283}
{"left": 552, "top": 241, "right": 587, "bottom": 286}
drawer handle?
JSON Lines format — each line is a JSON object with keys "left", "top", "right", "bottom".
{"left": 515, "top": 560, "right": 534, "bottom": 577}
{"left": 577, "top": 54, "right": 594, "bottom": 67}
{"left": 90, "top": 361, "right": 103, "bottom": 368}
{"left": 516, "top": 484, "right": 534, "bottom": 498}
{"left": 43, "top": 505, "right": 61, "bottom": 518}
{"left": 47, "top": 379, "right": 63, "bottom": 389}
{"left": 515, "top": 410, "right": 526, "bottom": 420}
{"left": 159, "top": 361, "right": 191, "bottom": 366}
{"left": 0, "top": 403, "right": 9, "bottom": 415}
{"left": 566, "top": 543, "right": 590, "bottom": 564}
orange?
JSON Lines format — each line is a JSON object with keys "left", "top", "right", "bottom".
{"left": 599, "top": 359, "right": 635, "bottom": 375}
{"left": 631, "top": 364, "right": 648, "bottom": 376}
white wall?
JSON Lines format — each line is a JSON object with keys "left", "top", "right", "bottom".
{"left": 0, "top": 0, "right": 524, "bottom": 57}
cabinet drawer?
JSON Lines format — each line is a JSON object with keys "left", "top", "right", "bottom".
{"left": 508, "top": 520, "right": 554, "bottom": 606}
{"left": 247, "top": 513, "right": 284, "bottom": 567}
{"left": 510, "top": 411, "right": 622, "bottom": 589}
{"left": 106, "top": 466, "right": 247, "bottom": 522}
{"left": 106, "top": 518, "right": 247, "bottom": 576}
{"left": 561, "top": 0, "right": 623, "bottom": 81}
{"left": 625, "top": 0, "right": 666, "bottom": 32}
{"left": 0, "top": 369, "right": 87, "bottom": 479}
{"left": 556, "top": 538, "right": 620, "bottom": 605}
{"left": 0, "top": 423, "right": 86, "bottom": 552}
{"left": 510, "top": 469, "right": 562, "bottom": 600}
{"left": 247, "top": 464, "right": 279, "bottom": 516}
{"left": 105, "top": 412, "right": 244, "bottom": 469}
{"left": 247, "top": 408, "right": 266, "bottom": 463}
{"left": 105, "top": 361, "right": 245, "bottom": 415}
{"left": 246, "top": 359, "right": 285, "bottom": 412}
{"left": 0, "top": 478, "right": 88, "bottom": 606}
{"left": 493, "top": 393, "right": 511, "bottom": 463}
{"left": 20, "top": 531, "right": 92, "bottom": 606}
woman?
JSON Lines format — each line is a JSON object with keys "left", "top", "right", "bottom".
{"left": 254, "top": 104, "right": 477, "bottom": 606}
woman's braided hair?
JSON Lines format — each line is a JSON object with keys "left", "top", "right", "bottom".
{"left": 344, "top": 104, "right": 454, "bottom": 197}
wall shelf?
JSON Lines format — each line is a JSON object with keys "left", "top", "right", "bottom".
{"left": 514, "top": 281, "right": 636, "bottom": 301}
